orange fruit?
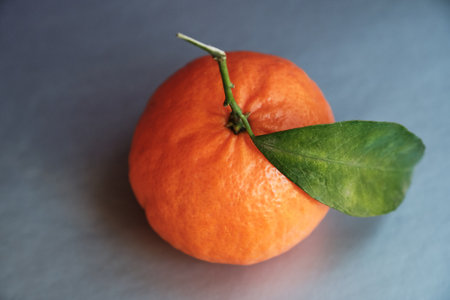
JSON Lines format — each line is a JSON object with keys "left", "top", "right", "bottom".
{"left": 129, "top": 51, "right": 334, "bottom": 265}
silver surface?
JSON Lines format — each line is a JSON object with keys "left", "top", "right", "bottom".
{"left": 1, "top": 0, "right": 449, "bottom": 299}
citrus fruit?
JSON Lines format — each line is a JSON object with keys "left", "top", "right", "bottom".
{"left": 129, "top": 51, "right": 334, "bottom": 265}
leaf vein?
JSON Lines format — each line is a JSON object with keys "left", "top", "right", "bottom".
{"left": 260, "top": 143, "right": 412, "bottom": 173}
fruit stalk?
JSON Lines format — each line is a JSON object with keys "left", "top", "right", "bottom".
{"left": 176, "top": 33, "right": 255, "bottom": 137}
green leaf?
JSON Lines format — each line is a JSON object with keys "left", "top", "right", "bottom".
{"left": 252, "top": 121, "right": 425, "bottom": 217}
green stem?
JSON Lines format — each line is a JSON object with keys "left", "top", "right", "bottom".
{"left": 176, "top": 33, "right": 255, "bottom": 138}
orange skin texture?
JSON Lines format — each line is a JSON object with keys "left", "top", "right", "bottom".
{"left": 129, "top": 51, "right": 334, "bottom": 265}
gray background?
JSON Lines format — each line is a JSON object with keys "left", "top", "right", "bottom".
{"left": 1, "top": 0, "right": 449, "bottom": 299}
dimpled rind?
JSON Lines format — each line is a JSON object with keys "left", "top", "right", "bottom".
{"left": 129, "top": 52, "right": 334, "bottom": 265}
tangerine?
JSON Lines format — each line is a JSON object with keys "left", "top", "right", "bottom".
{"left": 129, "top": 51, "right": 334, "bottom": 265}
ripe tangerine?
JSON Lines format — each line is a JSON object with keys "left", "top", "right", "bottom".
{"left": 129, "top": 51, "right": 334, "bottom": 265}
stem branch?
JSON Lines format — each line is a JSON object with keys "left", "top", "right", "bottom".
{"left": 176, "top": 33, "right": 255, "bottom": 138}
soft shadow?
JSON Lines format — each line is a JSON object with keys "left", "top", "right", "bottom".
{"left": 87, "top": 133, "right": 384, "bottom": 299}
{"left": 90, "top": 140, "right": 196, "bottom": 266}
{"left": 120, "top": 207, "right": 382, "bottom": 299}
{"left": 316, "top": 210, "right": 383, "bottom": 266}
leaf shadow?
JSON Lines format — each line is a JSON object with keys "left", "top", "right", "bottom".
{"left": 316, "top": 209, "right": 384, "bottom": 266}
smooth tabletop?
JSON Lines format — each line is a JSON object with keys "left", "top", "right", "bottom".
{"left": 1, "top": 0, "right": 449, "bottom": 299}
